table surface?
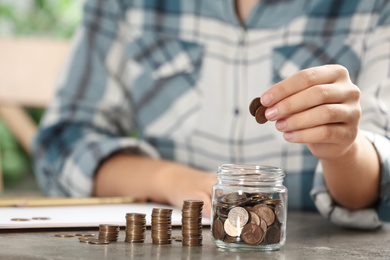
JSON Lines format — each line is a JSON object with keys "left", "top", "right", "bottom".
{"left": 0, "top": 211, "right": 389, "bottom": 260}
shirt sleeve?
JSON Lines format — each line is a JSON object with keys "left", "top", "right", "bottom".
{"left": 310, "top": 2, "right": 390, "bottom": 229}
{"left": 31, "top": 0, "right": 159, "bottom": 197}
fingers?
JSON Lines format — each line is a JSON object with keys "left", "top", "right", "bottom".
{"left": 274, "top": 103, "right": 359, "bottom": 133}
{"left": 261, "top": 65, "right": 350, "bottom": 108}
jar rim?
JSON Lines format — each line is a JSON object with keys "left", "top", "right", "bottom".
{"left": 217, "top": 164, "right": 285, "bottom": 182}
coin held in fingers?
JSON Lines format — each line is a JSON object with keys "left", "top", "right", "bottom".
{"left": 249, "top": 97, "right": 268, "bottom": 124}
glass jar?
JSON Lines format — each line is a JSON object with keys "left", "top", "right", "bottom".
{"left": 211, "top": 164, "right": 287, "bottom": 251}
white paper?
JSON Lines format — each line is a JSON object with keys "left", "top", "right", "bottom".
{"left": 0, "top": 203, "right": 211, "bottom": 229}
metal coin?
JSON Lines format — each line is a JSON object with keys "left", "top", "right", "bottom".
{"left": 88, "top": 239, "right": 110, "bottom": 245}
{"left": 275, "top": 204, "right": 285, "bottom": 224}
{"left": 249, "top": 211, "right": 261, "bottom": 226}
{"left": 212, "top": 218, "right": 224, "bottom": 240}
{"left": 31, "top": 217, "right": 50, "bottom": 220}
{"left": 255, "top": 105, "right": 268, "bottom": 124}
{"left": 11, "top": 218, "right": 30, "bottom": 221}
{"left": 254, "top": 205, "right": 275, "bottom": 226}
{"left": 228, "top": 207, "right": 249, "bottom": 227}
{"left": 223, "top": 219, "right": 242, "bottom": 237}
{"left": 249, "top": 97, "right": 261, "bottom": 116}
{"left": 264, "top": 226, "right": 280, "bottom": 244}
{"left": 241, "top": 223, "right": 264, "bottom": 245}
{"left": 55, "top": 234, "right": 75, "bottom": 238}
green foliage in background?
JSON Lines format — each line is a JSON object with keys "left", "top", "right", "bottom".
{"left": 0, "top": 0, "right": 81, "bottom": 38}
{"left": 0, "top": 0, "right": 81, "bottom": 185}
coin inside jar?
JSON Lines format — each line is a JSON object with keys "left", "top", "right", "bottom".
{"left": 241, "top": 223, "right": 264, "bottom": 245}
{"left": 227, "top": 207, "right": 249, "bottom": 227}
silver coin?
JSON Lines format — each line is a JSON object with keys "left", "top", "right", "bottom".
{"left": 227, "top": 207, "right": 249, "bottom": 227}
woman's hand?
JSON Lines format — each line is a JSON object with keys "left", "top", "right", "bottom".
{"left": 261, "top": 64, "right": 361, "bottom": 160}
{"left": 156, "top": 166, "right": 217, "bottom": 218}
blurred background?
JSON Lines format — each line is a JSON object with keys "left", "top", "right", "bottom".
{"left": 0, "top": 0, "right": 82, "bottom": 195}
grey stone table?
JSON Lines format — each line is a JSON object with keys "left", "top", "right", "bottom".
{"left": 0, "top": 211, "right": 389, "bottom": 260}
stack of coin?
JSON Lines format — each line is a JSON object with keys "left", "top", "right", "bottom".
{"left": 125, "top": 213, "right": 146, "bottom": 243}
{"left": 181, "top": 200, "right": 203, "bottom": 246}
{"left": 151, "top": 208, "right": 173, "bottom": 244}
{"left": 212, "top": 192, "right": 285, "bottom": 246}
{"left": 98, "top": 224, "right": 119, "bottom": 242}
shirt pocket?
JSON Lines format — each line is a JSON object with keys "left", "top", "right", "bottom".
{"left": 124, "top": 35, "right": 204, "bottom": 140}
{"left": 272, "top": 41, "right": 360, "bottom": 84}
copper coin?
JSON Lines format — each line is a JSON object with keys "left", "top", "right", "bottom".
{"left": 31, "top": 217, "right": 50, "bottom": 220}
{"left": 249, "top": 211, "right": 261, "bottom": 226}
{"left": 249, "top": 97, "right": 261, "bottom": 116}
{"left": 11, "top": 218, "right": 30, "bottom": 221}
{"left": 254, "top": 206, "right": 275, "bottom": 226}
{"left": 227, "top": 207, "right": 249, "bottom": 227}
{"left": 264, "top": 226, "right": 280, "bottom": 244}
{"left": 89, "top": 239, "right": 110, "bottom": 245}
{"left": 255, "top": 105, "right": 268, "bottom": 124}
{"left": 79, "top": 239, "right": 91, "bottom": 243}
{"left": 259, "top": 217, "right": 268, "bottom": 234}
{"left": 55, "top": 234, "right": 75, "bottom": 238}
{"left": 224, "top": 218, "right": 242, "bottom": 237}
{"left": 212, "top": 218, "right": 224, "bottom": 240}
{"left": 241, "top": 223, "right": 263, "bottom": 245}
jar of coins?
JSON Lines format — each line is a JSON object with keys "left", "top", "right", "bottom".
{"left": 211, "top": 164, "right": 287, "bottom": 251}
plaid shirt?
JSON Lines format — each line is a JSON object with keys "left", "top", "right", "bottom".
{"left": 33, "top": 0, "right": 390, "bottom": 229}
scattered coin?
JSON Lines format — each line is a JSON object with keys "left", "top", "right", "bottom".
{"left": 55, "top": 234, "right": 75, "bottom": 238}
{"left": 31, "top": 217, "right": 51, "bottom": 220}
{"left": 76, "top": 233, "right": 96, "bottom": 237}
{"left": 10, "top": 218, "right": 30, "bottom": 221}
{"left": 88, "top": 238, "right": 110, "bottom": 245}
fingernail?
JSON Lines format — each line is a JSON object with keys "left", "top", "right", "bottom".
{"left": 261, "top": 94, "right": 273, "bottom": 107}
{"left": 265, "top": 107, "right": 278, "bottom": 120}
{"left": 275, "top": 120, "right": 286, "bottom": 131}
{"left": 284, "top": 132, "right": 293, "bottom": 141}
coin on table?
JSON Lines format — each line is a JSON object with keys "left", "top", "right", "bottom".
{"left": 11, "top": 218, "right": 30, "bottom": 221}
{"left": 212, "top": 218, "right": 225, "bottom": 240}
{"left": 76, "top": 233, "right": 96, "bottom": 237}
{"left": 227, "top": 207, "right": 249, "bottom": 227}
{"left": 241, "top": 223, "right": 264, "bottom": 245}
{"left": 31, "top": 217, "right": 51, "bottom": 220}
{"left": 249, "top": 97, "right": 261, "bottom": 116}
{"left": 55, "top": 234, "right": 75, "bottom": 238}
{"left": 88, "top": 239, "right": 110, "bottom": 245}
{"left": 224, "top": 218, "right": 242, "bottom": 237}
